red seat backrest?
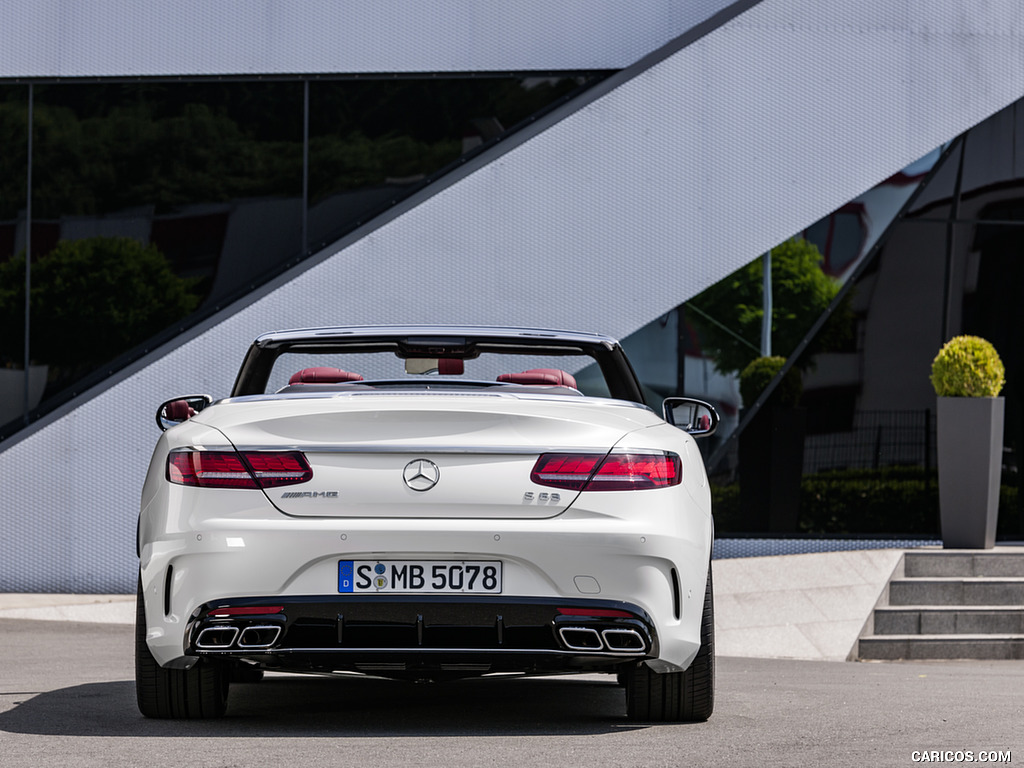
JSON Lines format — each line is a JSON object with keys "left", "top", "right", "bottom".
{"left": 496, "top": 368, "right": 577, "bottom": 388}
{"left": 437, "top": 358, "right": 464, "bottom": 375}
{"left": 288, "top": 367, "right": 364, "bottom": 384}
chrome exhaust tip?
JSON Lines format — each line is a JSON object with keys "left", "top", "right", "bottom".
{"left": 601, "top": 628, "right": 646, "bottom": 652}
{"left": 237, "top": 625, "right": 282, "bottom": 649}
{"left": 558, "top": 626, "right": 603, "bottom": 651}
{"left": 196, "top": 626, "right": 240, "bottom": 649}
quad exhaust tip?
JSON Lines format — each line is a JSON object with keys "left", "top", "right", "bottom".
{"left": 196, "top": 624, "right": 282, "bottom": 650}
{"left": 238, "top": 625, "right": 283, "bottom": 648}
{"left": 558, "top": 626, "right": 646, "bottom": 654}
{"left": 601, "top": 628, "right": 645, "bottom": 651}
{"left": 196, "top": 626, "right": 240, "bottom": 649}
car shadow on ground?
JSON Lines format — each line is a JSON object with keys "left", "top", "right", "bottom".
{"left": 0, "top": 673, "right": 655, "bottom": 737}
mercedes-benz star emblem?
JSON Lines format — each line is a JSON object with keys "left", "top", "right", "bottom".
{"left": 403, "top": 459, "right": 440, "bottom": 492}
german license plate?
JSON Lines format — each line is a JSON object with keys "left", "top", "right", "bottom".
{"left": 338, "top": 560, "right": 502, "bottom": 594}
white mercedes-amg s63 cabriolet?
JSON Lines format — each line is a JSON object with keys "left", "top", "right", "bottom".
{"left": 136, "top": 326, "right": 718, "bottom": 721}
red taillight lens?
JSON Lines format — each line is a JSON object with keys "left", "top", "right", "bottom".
{"left": 244, "top": 452, "right": 314, "bottom": 488}
{"left": 586, "top": 453, "right": 681, "bottom": 490}
{"left": 531, "top": 452, "right": 680, "bottom": 491}
{"left": 167, "top": 451, "right": 312, "bottom": 489}
{"left": 529, "top": 454, "right": 602, "bottom": 490}
{"left": 168, "top": 451, "right": 258, "bottom": 488}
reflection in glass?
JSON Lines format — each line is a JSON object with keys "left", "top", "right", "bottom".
{"left": 0, "top": 85, "right": 30, "bottom": 428}
{"left": 306, "top": 77, "right": 593, "bottom": 253}
{"left": 618, "top": 142, "right": 968, "bottom": 536}
{"left": 713, "top": 98, "right": 1024, "bottom": 539}
{"left": 0, "top": 75, "right": 600, "bottom": 438}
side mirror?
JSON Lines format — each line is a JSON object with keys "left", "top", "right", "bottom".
{"left": 156, "top": 395, "right": 213, "bottom": 431}
{"left": 663, "top": 397, "right": 719, "bottom": 437}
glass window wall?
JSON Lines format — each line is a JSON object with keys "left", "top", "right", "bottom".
{"left": 0, "top": 75, "right": 601, "bottom": 438}
{"left": 618, "top": 99, "right": 1024, "bottom": 540}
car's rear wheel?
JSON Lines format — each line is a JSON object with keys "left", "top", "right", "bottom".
{"left": 135, "top": 578, "right": 230, "bottom": 719}
{"left": 625, "top": 566, "right": 715, "bottom": 722}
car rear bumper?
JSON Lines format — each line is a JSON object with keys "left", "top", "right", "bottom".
{"left": 140, "top": 498, "right": 712, "bottom": 672}
{"left": 181, "top": 594, "right": 657, "bottom": 677}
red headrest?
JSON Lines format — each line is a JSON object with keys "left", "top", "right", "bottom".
{"left": 437, "top": 358, "right": 464, "bottom": 375}
{"left": 496, "top": 368, "right": 577, "bottom": 388}
{"left": 289, "top": 367, "right": 364, "bottom": 385}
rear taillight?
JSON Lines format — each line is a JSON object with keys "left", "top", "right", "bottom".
{"left": 529, "top": 454, "right": 602, "bottom": 490}
{"left": 531, "top": 452, "right": 680, "bottom": 491}
{"left": 244, "top": 453, "right": 314, "bottom": 487}
{"left": 167, "top": 451, "right": 312, "bottom": 489}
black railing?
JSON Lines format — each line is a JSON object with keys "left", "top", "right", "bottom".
{"left": 804, "top": 409, "right": 935, "bottom": 474}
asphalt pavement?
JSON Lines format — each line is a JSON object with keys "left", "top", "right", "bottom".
{"left": 0, "top": 617, "right": 1020, "bottom": 768}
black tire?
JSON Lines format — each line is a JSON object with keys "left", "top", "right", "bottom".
{"left": 135, "top": 578, "right": 230, "bottom": 719}
{"left": 625, "top": 566, "right": 715, "bottom": 722}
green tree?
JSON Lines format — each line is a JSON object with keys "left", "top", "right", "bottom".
{"left": 0, "top": 236, "right": 198, "bottom": 373}
{"left": 688, "top": 237, "right": 850, "bottom": 374}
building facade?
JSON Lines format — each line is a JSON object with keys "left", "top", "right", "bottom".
{"left": 2, "top": 1, "right": 1024, "bottom": 591}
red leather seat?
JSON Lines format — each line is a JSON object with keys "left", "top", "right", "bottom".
{"left": 496, "top": 368, "right": 577, "bottom": 388}
{"left": 288, "top": 367, "right": 364, "bottom": 384}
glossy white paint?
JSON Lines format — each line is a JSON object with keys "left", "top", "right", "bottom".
{"left": 139, "top": 389, "right": 712, "bottom": 670}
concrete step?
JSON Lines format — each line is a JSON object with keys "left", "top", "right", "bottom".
{"left": 887, "top": 577, "right": 1024, "bottom": 606}
{"left": 873, "top": 606, "right": 1024, "bottom": 635}
{"left": 858, "top": 634, "right": 1024, "bottom": 661}
{"left": 904, "top": 551, "right": 1024, "bottom": 578}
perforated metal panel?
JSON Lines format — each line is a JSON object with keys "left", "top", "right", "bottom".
{"left": 0, "top": 0, "right": 735, "bottom": 76}
{"left": 3, "top": 0, "right": 1024, "bottom": 592}
{"left": 712, "top": 539, "right": 941, "bottom": 560}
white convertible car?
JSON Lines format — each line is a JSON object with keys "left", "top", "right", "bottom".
{"left": 137, "top": 326, "right": 718, "bottom": 721}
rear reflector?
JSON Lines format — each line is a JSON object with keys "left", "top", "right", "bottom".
{"left": 531, "top": 452, "right": 680, "bottom": 491}
{"left": 557, "top": 607, "right": 635, "bottom": 618}
{"left": 168, "top": 451, "right": 312, "bottom": 489}
{"left": 207, "top": 605, "right": 284, "bottom": 618}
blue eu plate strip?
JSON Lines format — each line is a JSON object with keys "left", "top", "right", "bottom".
{"left": 338, "top": 560, "right": 354, "bottom": 593}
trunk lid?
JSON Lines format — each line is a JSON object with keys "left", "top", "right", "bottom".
{"left": 197, "top": 391, "right": 660, "bottom": 518}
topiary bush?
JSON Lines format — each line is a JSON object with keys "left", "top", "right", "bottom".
{"left": 739, "top": 355, "right": 802, "bottom": 409}
{"left": 930, "top": 335, "right": 1005, "bottom": 397}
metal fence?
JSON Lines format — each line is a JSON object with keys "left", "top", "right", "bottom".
{"left": 803, "top": 410, "right": 935, "bottom": 474}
